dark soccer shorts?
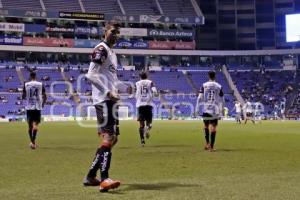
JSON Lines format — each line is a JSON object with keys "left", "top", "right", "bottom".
{"left": 202, "top": 113, "right": 218, "bottom": 126}
{"left": 137, "top": 105, "right": 153, "bottom": 123}
{"left": 246, "top": 112, "right": 253, "bottom": 117}
{"left": 26, "top": 110, "right": 41, "bottom": 124}
{"left": 95, "top": 100, "right": 119, "bottom": 135}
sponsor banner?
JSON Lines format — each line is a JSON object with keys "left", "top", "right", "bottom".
{"left": 0, "top": 9, "right": 58, "bottom": 19}
{"left": 114, "top": 40, "right": 149, "bottom": 49}
{"left": 59, "top": 12, "right": 104, "bottom": 20}
{"left": 132, "top": 41, "right": 149, "bottom": 49}
{"left": 115, "top": 40, "right": 133, "bottom": 48}
{"left": 140, "top": 15, "right": 163, "bottom": 23}
{"left": 0, "top": 36, "right": 23, "bottom": 45}
{"left": 148, "top": 29, "right": 194, "bottom": 38}
{"left": 25, "top": 24, "right": 46, "bottom": 33}
{"left": 120, "top": 28, "right": 147, "bottom": 36}
{"left": 75, "top": 26, "right": 103, "bottom": 35}
{"left": 0, "top": 22, "right": 25, "bottom": 32}
{"left": 106, "top": 14, "right": 204, "bottom": 25}
{"left": 74, "top": 39, "right": 100, "bottom": 48}
{"left": 23, "top": 37, "right": 74, "bottom": 47}
{"left": 46, "top": 26, "right": 74, "bottom": 33}
{"left": 149, "top": 41, "right": 195, "bottom": 50}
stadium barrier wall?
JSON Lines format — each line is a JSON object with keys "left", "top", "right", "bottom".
{"left": 1, "top": 45, "right": 300, "bottom": 56}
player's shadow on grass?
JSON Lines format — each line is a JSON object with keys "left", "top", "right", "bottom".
{"left": 216, "top": 148, "right": 256, "bottom": 152}
{"left": 122, "top": 182, "right": 199, "bottom": 191}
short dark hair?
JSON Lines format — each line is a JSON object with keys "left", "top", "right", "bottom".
{"left": 208, "top": 70, "right": 216, "bottom": 80}
{"left": 30, "top": 71, "right": 36, "bottom": 79}
{"left": 140, "top": 71, "right": 148, "bottom": 80}
{"left": 104, "top": 21, "right": 121, "bottom": 31}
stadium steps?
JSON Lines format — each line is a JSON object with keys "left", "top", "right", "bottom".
{"left": 16, "top": 67, "right": 25, "bottom": 84}
{"left": 183, "top": 71, "right": 199, "bottom": 94}
{"left": 286, "top": 73, "right": 300, "bottom": 113}
{"left": 222, "top": 65, "right": 244, "bottom": 105}
{"left": 78, "top": 0, "right": 85, "bottom": 12}
{"left": 190, "top": 0, "right": 203, "bottom": 17}
{"left": 61, "top": 68, "right": 80, "bottom": 104}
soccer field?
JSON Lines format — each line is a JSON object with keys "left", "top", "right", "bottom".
{"left": 0, "top": 120, "right": 299, "bottom": 200}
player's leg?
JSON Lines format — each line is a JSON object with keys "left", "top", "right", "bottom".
{"left": 84, "top": 101, "right": 120, "bottom": 191}
{"left": 209, "top": 120, "right": 218, "bottom": 152}
{"left": 244, "top": 113, "right": 248, "bottom": 124}
{"left": 251, "top": 113, "right": 255, "bottom": 124}
{"left": 144, "top": 106, "right": 153, "bottom": 139}
{"left": 26, "top": 110, "right": 33, "bottom": 145}
{"left": 138, "top": 106, "right": 146, "bottom": 145}
{"left": 202, "top": 113, "right": 210, "bottom": 150}
{"left": 84, "top": 104, "right": 104, "bottom": 186}
{"left": 139, "top": 120, "right": 146, "bottom": 146}
{"left": 31, "top": 121, "right": 39, "bottom": 147}
{"left": 30, "top": 110, "right": 41, "bottom": 148}
{"left": 98, "top": 101, "right": 120, "bottom": 192}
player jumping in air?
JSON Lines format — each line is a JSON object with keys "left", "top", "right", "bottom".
{"left": 135, "top": 71, "right": 158, "bottom": 146}
{"left": 196, "top": 71, "right": 224, "bottom": 152}
{"left": 22, "top": 71, "right": 47, "bottom": 150}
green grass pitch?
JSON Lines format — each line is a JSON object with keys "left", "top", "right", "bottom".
{"left": 0, "top": 120, "right": 300, "bottom": 200}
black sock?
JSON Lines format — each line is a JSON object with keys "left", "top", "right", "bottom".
{"left": 210, "top": 131, "right": 216, "bottom": 149}
{"left": 28, "top": 128, "right": 33, "bottom": 143}
{"left": 32, "top": 129, "right": 37, "bottom": 144}
{"left": 139, "top": 127, "right": 145, "bottom": 142}
{"left": 204, "top": 128, "right": 209, "bottom": 144}
{"left": 99, "top": 146, "right": 111, "bottom": 181}
{"left": 87, "top": 148, "right": 102, "bottom": 178}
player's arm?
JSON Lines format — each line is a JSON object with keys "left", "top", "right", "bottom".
{"left": 195, "top": 86, "right": 204, "bottom": 113}
{"left": 22, "top": 84, "right": 26, "bottom": 99}
{"left": 42, "top": 85, "right": 47, "bottom": 107}
{"left": 219, "top": 87, "right": 225, "bottom": 116}
{"left": 85, "top": 46, "right": 111, "bottom": 97}
{"left": 151, "top": 82, "right": 159, "bottom": 97}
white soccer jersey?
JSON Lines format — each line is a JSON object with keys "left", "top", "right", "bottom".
{"left": 235, "top": 102, "right": 242, "bottom": 113}
{"left": 23, "top": 81, "right": 44, "bottom": 110}
{"left": 244, "top": 102, "right": 253, "bottom": 113}
{"left": 254, "top": 102, "right": 263, "bottom": 115}
{"left": 86, "top": 41, "right": 119, "bottom": 105}
{"left": 135, "top": 79, "right": 157, "bottom": 107}
{"left": 196, "top": 81, "right": 224, "bottom": 116}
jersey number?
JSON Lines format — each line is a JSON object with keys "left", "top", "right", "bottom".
{"left": 141, "top": 85, "right": 148, "bottom": 95}
{"left": 29, "top": 88, "right": 38, "bottom": 98}
{"left": 207, "top": 90, "right": 216, "bottom": 102}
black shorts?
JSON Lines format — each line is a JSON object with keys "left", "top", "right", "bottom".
{"left": 26, "top": 110, "right": 41, "bottom": 124}
{"left": 246, "top": 112, "right": 253, "bottom": 117}
{"left": 202, "top": 113, "right": 218, "bottom": 126}
{"left": 95, "top": 100, "right": 119, "bottom": 135}
{"left": 138, "top": 105, "right": 153, "bottom": 123}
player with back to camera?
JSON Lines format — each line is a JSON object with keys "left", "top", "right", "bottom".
{"left": 82, "top": 21, "right": 122, "bottom": 192}
{"left": 196, "top": 71, "right": 224, "bottom": 152}
{"left": 243, "top": 99, "right": 255, "bottom": 124}
{"left": 135, "top": 71, "right": 158, "bottom": 146}
{"left": 235, "top": 100, "right": 242, "bottom": 124}
{"left": 22, "top": 71, "right": 47, "bottom": 149}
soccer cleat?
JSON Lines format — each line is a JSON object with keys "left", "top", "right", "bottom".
{"left": 29, "top": 142, "right": 37, "bottom": 150}
{"left": 99, "top": 178, "right": 121, "bottom": 192}
{"left": 204, "top": 144, "right": 211, "bottom": 150}
{"left": 141, "top": 140, "right": 145, "bottom": 147}
{"left": 144, "top": 126, "right": 150, "bottom": 139}
{"left": 83, "top": 176, "right": 101, "bottom": 186}
{"left": 209, "top": 148, "right": 216, "bottom": 152}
